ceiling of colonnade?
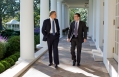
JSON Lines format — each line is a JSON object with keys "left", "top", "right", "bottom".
{"left": 63, "top": 0, "right": 89, "bottom": 8}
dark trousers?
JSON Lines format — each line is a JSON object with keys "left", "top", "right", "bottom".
{"left": 47, "top": 34, "right": 59, "bottom": 65}
{"left": 71, "top": 37, "right": 82, "bottom": 63}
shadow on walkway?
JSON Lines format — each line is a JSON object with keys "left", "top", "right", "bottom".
{"left": 22, "top": 36, "right": 110, "bottom": 77}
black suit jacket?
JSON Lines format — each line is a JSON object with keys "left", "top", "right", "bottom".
{"left": 68, "top": 21, "right": 87, "bottom": 43}
{"left": 42, "top": 18, "right": 60, "bottom": 41}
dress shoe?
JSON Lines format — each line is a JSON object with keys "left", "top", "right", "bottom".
{"left": 55, "top": 64, "right": 58, "bottom": 69}
{"left": 77, "top": 63, "right": 80, "bottom": 66}
{"left": 73, "top": 61, "right": 76, "bottom": 66}
{"left": 48, "top": 63, "right": 53, "bottom": 66}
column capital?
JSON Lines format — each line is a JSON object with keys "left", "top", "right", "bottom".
{"left": 62, "top": 3, "right": 69, "bottom": 7}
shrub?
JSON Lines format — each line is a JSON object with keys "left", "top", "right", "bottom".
{"left": 0, "top": 29, "right": 14, "bottom": 38}
{"left": 0, "top": 42, "right": 6, "bottom": 60}
{"left": 0, "top": 61, "right": 11, "bottom": 69}
{"left": 0, "top": 62, "right": 5, "bottom": 73}
{"left": 4, "top": 58, "right": 15, "bottom": 66}
{"left": 12, "top": 31, "right": 20, "bottom": 36}
{"left": 0, "top": 52, "right": 20, "bottom": 73}
{"left": 7, "top": 36, "right": 20, "bottom": 55}
{"left": 9, "top": 55, "right": 18, "bottom": 62}
{"left": 14, "top": 52, "right": 20, "bottom": 58}
{"left": 34, "top": 35, "right": 40, "bottom": 50}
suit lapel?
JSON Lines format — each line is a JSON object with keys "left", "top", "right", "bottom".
{"left": 54, "top": 19, "right": 58, "bottom": 30}
{"left": 72, "top": 21, "right": 75, "bottom": 31}
{"left": 78, "top": 21, "right": 82, "bottom": 31}
{"left": 48, "top": 18, "right": 51, "bottom": 30}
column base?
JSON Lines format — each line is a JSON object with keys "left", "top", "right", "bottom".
{"left": 16, "top": 57, "right": 35, "bottom": 64}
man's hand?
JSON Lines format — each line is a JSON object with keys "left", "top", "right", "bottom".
{"left": 84, "top": 39, "right": 87, "bottom": 43}
{"left": 67, "top": 39, "right": 70, "bottom": 42}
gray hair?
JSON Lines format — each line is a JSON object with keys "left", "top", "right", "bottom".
{"left": 49, "top": 11, "right": 56, "bottom": 16}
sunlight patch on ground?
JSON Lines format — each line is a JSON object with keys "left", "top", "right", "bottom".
{"left": 58, "top": 64, "right": 100, "bottom": 77}
{"left": 22, "top": 68, "right": 50, "bottom": 77}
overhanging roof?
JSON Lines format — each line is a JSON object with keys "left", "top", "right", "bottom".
{"left": 63, "top": 0, "right": 89, "bottom": 8}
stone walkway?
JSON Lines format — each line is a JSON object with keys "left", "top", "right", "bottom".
{"left": 22, "top": 36, "right": 110, "bottom": 77}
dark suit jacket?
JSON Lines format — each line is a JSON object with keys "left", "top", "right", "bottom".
{"left": 42, "top": 18, "right": 60, "bottom": 41}
{"left": 68, "top": 21, "right": 87, "bottom": 43}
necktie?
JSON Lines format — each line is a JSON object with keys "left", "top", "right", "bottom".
{"left": 52, "top": 20, "right": 55, "bottom": 35}
{"left": 74, "top": 22, "right": 78, "bottom": 37}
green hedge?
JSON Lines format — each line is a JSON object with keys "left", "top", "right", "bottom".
{"left": 0, "top": 42, "right": 5, "bottom": 60}
{"left": 0, "top": 61, "right": 11, "bottom": 69}
{"left": 34, "top": 35, "right": 40, "bottom": 50}
{"left": 14, "top": 52, "right": 20, "bottom": 58}
{"left": 0, "top": 62, "right": 5, "bottom": 73}
{"left": 9, "top": 55, "right": 18, "bottom": 62}
{"left": 0, "top": 29, "right": 20, "bottom": 38}
{"left": 4, "top": 58, "right": 15, "bottom": 66}
{"left": 0, "top": 42, "right": 8, "bottom": 60}
{"left": 0, "top": 52, "right": 20, "bottom": 73}
{"left": 6, "top": 36, "right": 20, "bottom": 56}
{"left": 0, "top": 29, "right": 14, "bottom": 38}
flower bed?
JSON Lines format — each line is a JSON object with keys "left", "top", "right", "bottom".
{"left": 0, "top": 30, "right": 40, "bottom": 73}
{"left": 0, "top": 35, "right": 20, "bottom": 73}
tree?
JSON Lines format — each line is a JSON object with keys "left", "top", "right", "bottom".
{"left": 34, "top": 0, "right": 40, "bottom": 26}
{"left": 69, "top": 8, "right": 79, "bottom": 23}
{"left": 0, "top": 0, "right": 19, "bottom": 30}
{"left": 0, "top": 0, "right": 40, "bottom": 29}
{"left": 69, "top": 8, "right": 88, "bottom": 24}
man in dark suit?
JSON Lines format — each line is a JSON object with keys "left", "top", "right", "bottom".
{"left": 42, "top": 11, "right": 60, "bottom": 68}
{"left": 67, "top": 13, "right": 87, "bottom": 66}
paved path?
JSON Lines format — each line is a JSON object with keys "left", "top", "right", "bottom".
{"left": 22, "top": 36, "right": 110, "bottom": 77}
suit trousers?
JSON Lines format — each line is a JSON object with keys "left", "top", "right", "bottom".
{"left": 47, "top": 34, "right": 59, "bottom": 65}
{"left": 71, "top": 37, "right": 82, "bottom": 63}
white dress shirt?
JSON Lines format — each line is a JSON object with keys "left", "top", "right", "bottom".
{"left": 50, "top": 17, "right": 57, "bottom": 33}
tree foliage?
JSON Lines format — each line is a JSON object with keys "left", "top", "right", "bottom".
{"left": 34, "top": 0, "right": 40, "bottom": 26}
{"left": 0, "top": 0, "right": 40, "bottom": 30}
{"left": 0, "top": 0, "right": 20, "bottom": 29}
{"left": 69, "top": 8, "right": 88, "bottom": 24}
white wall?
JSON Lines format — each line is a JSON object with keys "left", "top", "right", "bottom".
{"left": 103, "top": 0, "right": 116, "bottom": 74}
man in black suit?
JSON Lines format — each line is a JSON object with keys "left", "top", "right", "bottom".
{"left": 42, "top": 11, "right": 60, "bottom": 68}
{"left": 67, "top": 13, "right": 87, "bottom": 66}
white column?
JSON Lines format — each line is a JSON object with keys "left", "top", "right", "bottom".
{"left": 66, "top": 6, "right": 70, "bottom": 27}
{"left": 92, "top": 0, "right": 96, "bottom": 41}
{"left": 95, "top": 0, "right": 103, "bottom": 49}
{"left": 88, "top": 0, "right": 93, "bottom": 37}
{"left": 40, "top": 0, "right": 49, "bottom": 47}
{"left": 103, "top": 0, "right": 116, "bottom": 72}
{"left": 62, "top": 3, "right": 65, "bottom": 29}
{"left": 65, "top": 5, "right": 67, "bottom": 28}
{"left": 87, "top": 8, "right": 89, "bottom": 31}
{"left": 64, "top": 4, "right": 66, "bottom": 29}
{"left": 51, "top": 0, "right": 57, "bottom": 11}
{"left": 20, "top": 0, "right": 34, "bottom": 61}
{"left": 57, "top": 0, "right": 63, "bottom": 38}
{"left": 68, "top": 9, "right": 70, "bottom": 26}
{"left": 64, "top": 4, "right": 69, "bottom": 28}
{"left": 11, "top": 25, "right": 12, "bottom": 29}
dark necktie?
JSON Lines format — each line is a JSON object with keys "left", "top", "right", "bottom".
{"left": 52, "top": 20, "right": 55, "bottom": 35}
{"left": 74, "top": 22, "right": 78, "bottom": 37}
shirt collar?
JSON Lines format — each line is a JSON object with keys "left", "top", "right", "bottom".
{"left": 50, "top": 17, "right": 54, "bottom": 21}
{"left": 75, "top": 20, "right": 80, "bottom": 23}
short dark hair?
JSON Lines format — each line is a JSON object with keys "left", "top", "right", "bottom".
{"left": 49, "top": 11, "right": 56, "bottom": 16}
{"left": 75, "top": 13, "right": 80, "bottom": 17}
